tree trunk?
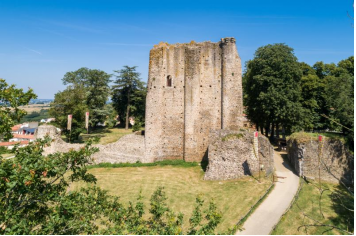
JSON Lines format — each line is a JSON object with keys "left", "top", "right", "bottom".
{"left": 271, "top": 122, "right": 275, "bottom": 141}
{"left": 260, "top": 126, "right": 264, "bottom": 135}
{"left": 276, "top": 123, "right": 280, "bottom": 139}
{"left": 256, "top": 123, "right": 259, "bottom": 131}
{"left": 125, "top": 89, "right": 131, "bottom": 130}
{"left": 265, "top": 122, "right": 270, "bottom": 138}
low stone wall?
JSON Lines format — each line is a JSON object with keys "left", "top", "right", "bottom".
{"left": 287, "top": 133, "right": 353, "bottom": 185}
{"left": 43, "top": 133, "right": 146, "bottom": 164}
{"left": 34, "top": 125, "right": 61, "bottom": 139}
{"left": 204, "top": 130, "right": 274, "bottom": 180}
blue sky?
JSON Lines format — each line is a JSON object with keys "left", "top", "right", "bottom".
{"left": 0, "top": 0, "right": 354, "bottom": 98}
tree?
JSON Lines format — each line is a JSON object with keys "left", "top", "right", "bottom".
{"left": 243, "top": 44, "right": 304, "bottom": 138}
{"left": 0, "top": 78, "right": 36, "bottom": 141}
{"left": 299, "top": 62, "right": 327, "bottom": 130}
{"left": 323, "top": 57, "right": 354, "bottom": 148}
{"left": 112, "top": 66, "right": 146, "bottom": 130}
{"left": 62, "top": 67, "right": 112, "bottom": 128}
{"left": 49, "top": 85, "right": 88, "bottom": 141}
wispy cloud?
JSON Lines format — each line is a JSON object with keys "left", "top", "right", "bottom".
{"left": 23, "top": 47, "right": 42, "bottom": 55}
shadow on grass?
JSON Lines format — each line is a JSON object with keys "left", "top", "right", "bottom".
{"left": 329, "top": 185, "right": 354, "bottom": 233}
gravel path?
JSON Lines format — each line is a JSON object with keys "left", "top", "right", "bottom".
{"left": 236, "top": 150, "right": 299, "bottom": 235}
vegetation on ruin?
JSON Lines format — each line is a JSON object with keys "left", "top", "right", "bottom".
{"left": 221, "top": 133, "right": 245, "bottom": 142}
{"left": 272, "top": 179, "right": 353, "bottom": 235}
{"left": 71, "top": 165, "right": 272, "bottom": 233}
{"left": 78, "top": 127, "right": 133, "bottom": 145}
{"left": 287, "top": 132, "right": 347, "bottom": 144}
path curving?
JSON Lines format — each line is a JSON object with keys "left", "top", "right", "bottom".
{"left": 236, "top": 149, "right": 299, "bottom": 235}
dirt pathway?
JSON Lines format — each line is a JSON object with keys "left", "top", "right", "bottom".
{"left": 236, "top": 150, "right": 299, "bottom": 235}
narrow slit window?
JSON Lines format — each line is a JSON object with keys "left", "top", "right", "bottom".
{"left": 167, "top": 75, "right": 172, "bottom": 87}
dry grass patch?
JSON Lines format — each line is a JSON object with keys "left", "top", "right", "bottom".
{"left": 71, "top": 165, "right": 271, "bottom": 232}
{"left": 19, "top": 104, "right": 50, "bottom": 113}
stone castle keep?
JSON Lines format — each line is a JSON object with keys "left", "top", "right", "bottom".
{"left": 145, "top": 37, "right": 243, "bottom": 162}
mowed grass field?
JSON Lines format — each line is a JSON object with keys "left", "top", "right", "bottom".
{"left": 272, "top": 179, "right": 353, "bottom": 235}
{"left": 71, "top": 165, "right": 272, "bottom": 233}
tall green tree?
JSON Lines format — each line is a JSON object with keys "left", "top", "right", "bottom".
{"left": 62, "top": 67, "right": 112, "bottom": 128}
{"left": 49, "top": 85, "right": 88, "bottom": 141}
{"left": 243, "top": 44, "right": 304, "bottom": 138}
{"left": 112, "top": 66, "right": 146, "bottom": 130}
{"left": 299, "top": 62, "right": 327, "bottom": 130}
{"left": 0, "top": 78, "right": 36, "bottom": 141}
{"left": 323, "top": 57, "right": 354, "bottom": 147}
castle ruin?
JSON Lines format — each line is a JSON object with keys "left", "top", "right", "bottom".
{"left": 145, "top": 37, "right": 243, "bottom": 162}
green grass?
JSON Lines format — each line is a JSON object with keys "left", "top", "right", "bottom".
{"left": 61, "top": 127, "right": 133, "bottom": 144}
{"left": 88, "top": 160, "right": 201, "bottom": 169}
{"left": 80, "top": 127, "right": 133, "bottom": 145}
{"left": 272, "top": 179, "right": 353, "bottom": 235}
{"left": 71, "top": 165, "right": 271, "bottom": 233}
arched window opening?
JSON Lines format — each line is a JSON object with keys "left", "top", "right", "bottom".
{"left": 167, "top": 75, "right": 172, "bottom": 87}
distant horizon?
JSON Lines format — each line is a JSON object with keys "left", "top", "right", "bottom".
{"left": 1, "top": 0, "right": 353, "bottom": 98}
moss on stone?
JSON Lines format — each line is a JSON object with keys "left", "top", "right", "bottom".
{"left": 222, "top": 133, "right": 244, "bottom": 142}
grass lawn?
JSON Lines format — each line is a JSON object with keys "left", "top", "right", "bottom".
{"left": 272, "top": 179, "right": 353, "bottom": 235}
{"left": 71, "top": 165, "right": 272, "bottom": 233}
{"left": 62, "top": 127, "right": 133, "bottom": 145}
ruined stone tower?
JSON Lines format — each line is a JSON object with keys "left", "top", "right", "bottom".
{"left": 145, "top": 37, "right": 243, "bottom": 162}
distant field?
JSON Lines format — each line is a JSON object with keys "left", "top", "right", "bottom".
{"left": 71, "top": 165, "right": 272, "bottom": 233}
{"left": 19, "top": 104, "right": 51, "bottom": 113}
{"left": 272, "top": 179, "right": 353, "bottom": 235}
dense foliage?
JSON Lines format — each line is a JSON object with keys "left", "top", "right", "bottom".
{"left": 49, "top": 84, "right": 88, "bottom": 141}
{"left": 0, "top": 79, "right": 37, "bottom": 141}
{"left": 243, "top": 44, "right": 353, "bottom": 143}
{"left": 112, "top": 66, "right": 146, "bottom": 129}
{"left": 50, "top": 67, "right": 113, "bottom": 141}
{"left": 243, "top": 44, "right": 304, "bottom": 137}
{"left": 20, "top": 109, "right": 50, "bottom": 123}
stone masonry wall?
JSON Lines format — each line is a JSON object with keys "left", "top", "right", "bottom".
{"left": 145, "top": 38, "right": 243, "bottom": 163}
{"left": 204, "top": 130, "right": 274, "bottom": 180}
{"left": 42, "top": 133, "right": 146, "bottom": 164}
{"left": 287, "top": 135, "right": 353, "bottom": 185}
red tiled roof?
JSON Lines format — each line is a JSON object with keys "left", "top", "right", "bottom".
{"left": 12, "top": 134, "right": 35, "bottom": 139}
{"left": 11, "top": 124, "right": 22, "bottom": 131}
{"left": 0, "top": 141, "right": 29, "bottom": 147}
